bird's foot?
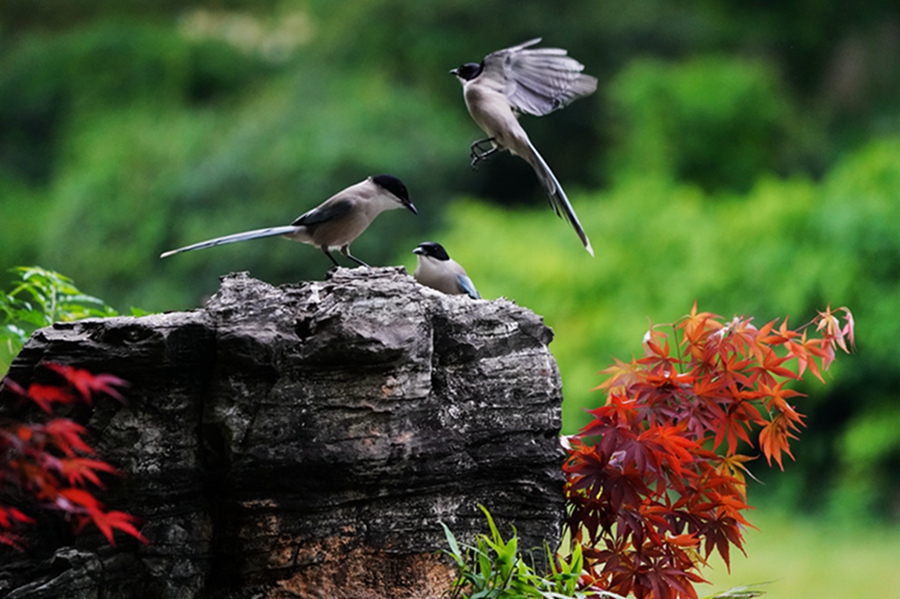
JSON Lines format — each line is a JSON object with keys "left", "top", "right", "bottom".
{"left": 469, "top": 138, "right": 498, "bottom": 170}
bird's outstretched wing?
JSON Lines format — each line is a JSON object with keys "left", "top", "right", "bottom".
{"left": 482, "top": 38, "right": 598, "bottom": 116}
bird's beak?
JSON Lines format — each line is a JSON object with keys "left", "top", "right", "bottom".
{"left": 406, "top": 201, "right": 418, "bottom": 215}
{"left": 449, "top": 68, "right": 458, "bottom": 76}
{"left": 412, "top": 247, "right": 425, "bottom": 256}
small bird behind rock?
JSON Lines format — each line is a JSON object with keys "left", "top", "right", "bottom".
{"left": 451, "top": 38, "right": 597, "bottom": 256}
{"left": 413, "top": 242, "right": 480, "bottom": 299}
{"left": 160, "top": 175, "right": 417, "bottom": 268}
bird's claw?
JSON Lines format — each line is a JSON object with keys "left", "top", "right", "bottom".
{"left": 469, "top": 138, "right": 497, "bottom": 170}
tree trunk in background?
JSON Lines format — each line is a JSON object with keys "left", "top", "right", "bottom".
{"left": 0, "top": 268, "right": 564, "bottom": 599}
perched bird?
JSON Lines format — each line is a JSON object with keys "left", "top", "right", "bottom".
{"left": 413, "top": 242, "right": 480, "bottom": 299}
{"left": 450, "top": 38, "right": 597, "bottom": 255}
{"left": 160, "top": 175, "right": 416, "bottom": 267}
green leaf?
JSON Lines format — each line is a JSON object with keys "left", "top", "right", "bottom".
{"left": 702, "top": 582, "right": 770, "bottom": 598}
{"left": 1, "top": 265, "right": 150, "bottom": 375}
{"left": 440, "top": 521, "right": 464, "bottom": 566}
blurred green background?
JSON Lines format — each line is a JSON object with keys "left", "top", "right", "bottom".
{"left": 2, "top": 0, "right": 899, "bottom": 593}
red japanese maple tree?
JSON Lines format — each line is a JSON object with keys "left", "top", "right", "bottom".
{"left": 0, "top": 363, "right": 148, "bottom": 549}
{"left": 564, "top": 304, "right": 855, "bottom": 599}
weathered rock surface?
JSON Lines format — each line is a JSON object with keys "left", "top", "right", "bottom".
{"left": 0, "top": 268, "right": 565, "bottom": 599}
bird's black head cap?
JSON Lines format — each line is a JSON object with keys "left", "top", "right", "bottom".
{"left": 371, "top": 174, "right": 409, "bottom": 201}
{"left": 414, "top": 241, "right": 450, "bottom": 261}
{"left": 450, "top": 62, "right": 483, "bottom": 81}
{"left": 372, "top": 174, "right": 416, "bottom": 214}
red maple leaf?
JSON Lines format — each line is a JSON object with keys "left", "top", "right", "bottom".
{"left": 59, "top": 457, "right": 120, "bottom": 488}
{"left": 43, "top": 419, "right": 95, "bottom": 456}
{"left": 86, "top": 509, "right": 148, "bottom": 547}
{"left": 24, "top": 384, "right": 73, "bottom": 413}
{"left": 758, "top": 414, "right": 799, "bottom": 470}
{"left": 45, "top": 364, "right": 128, "bottom": 403}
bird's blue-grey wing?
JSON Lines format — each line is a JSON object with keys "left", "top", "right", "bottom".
{"left": 457, "top": 274, "right": 481, "bottom": 300}
{"left": 483, "top": 38, "right": 597, "bottom": 116}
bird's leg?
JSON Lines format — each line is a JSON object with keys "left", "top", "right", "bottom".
{"left": 341, "top": 246, "right": 371, "bottom": 268}
{"left": 469, "top": 137, "right": 494, "bottom": 154}
{"left": 469, "top": 138, "right": 498, "bottom": 169}
{"left": 322, "top": 246, "right": 341, "bottom": 267}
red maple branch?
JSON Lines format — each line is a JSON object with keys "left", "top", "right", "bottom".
{"left": 0, "top": 364, "right": 147, "bottom": 548}
{"left": 564, "top": 303, "right": 855, "bottom": 599}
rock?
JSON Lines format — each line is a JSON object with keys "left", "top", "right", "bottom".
{"left": 0, "top": 268, "right": 565, "bottom": 598}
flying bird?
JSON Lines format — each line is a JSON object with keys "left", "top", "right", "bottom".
{"left": 451, "top": 38, "right": 597, "bottom": 255}
{"left": 160, "top": 175, "right": 416, "bottom": 268}
{"left": 412, "top": 242, "right": 480, "bottom": 299}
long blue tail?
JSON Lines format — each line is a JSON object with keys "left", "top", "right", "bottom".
{"left": 526, "top": 140, "right": 594, "bottom": 256}
{"left": 160, "top": 225, "right": 301, "bottom": 258}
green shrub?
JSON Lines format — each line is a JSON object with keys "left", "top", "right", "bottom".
{"left": 441, "top": 506, "right": 601, "bottom": 599}
{"left": 608, "top": 56, "right": 798, "bottom": 191}
{"left": 0, "top": 20, "right": 269, "bottom": 185}
{"left": 0, "top": 267, "right": 125, "bottom": 374}
{"left": 440, "top": 507, "right": 769, "bottom": 598}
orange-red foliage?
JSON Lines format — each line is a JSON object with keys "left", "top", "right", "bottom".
{"left": 564, "top": 304, "right": 854, "bottom": 599}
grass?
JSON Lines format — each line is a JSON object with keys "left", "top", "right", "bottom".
{"left": 701, "top": 512, "right": 900, "bottom": 598}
